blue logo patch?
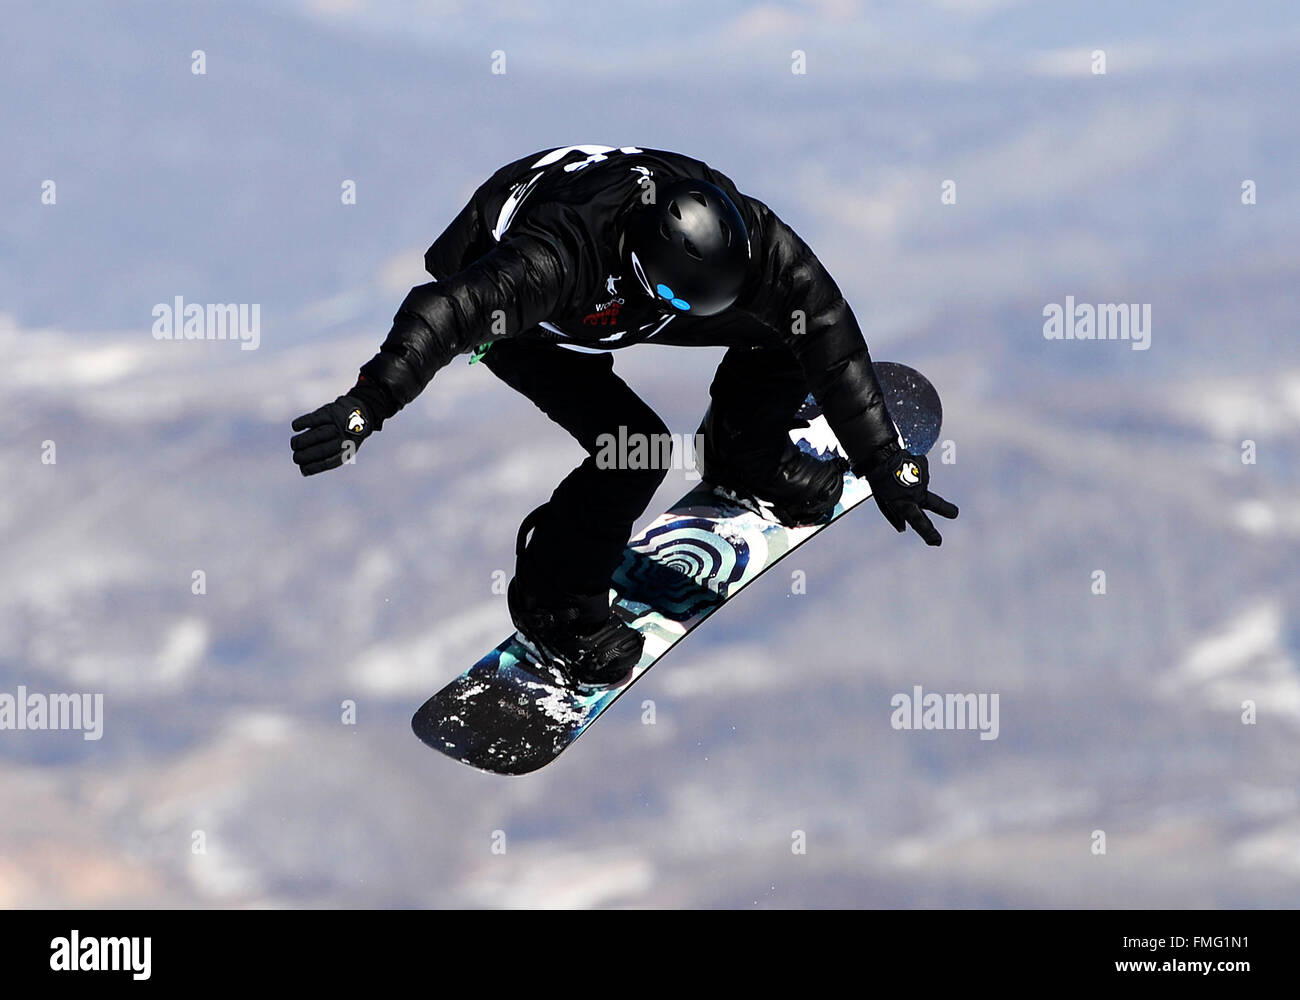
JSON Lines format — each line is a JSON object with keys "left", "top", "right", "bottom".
{"left": 655, "top": 283, "right": 691, "bottom": 311}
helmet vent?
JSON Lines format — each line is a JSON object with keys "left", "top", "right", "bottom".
{"left": 668, "top": 200, "right": 683, "bottom": 220}
{"left": 682, "top": 237, "right": 703, "bottom": 261}
{"left": 688, "top": 190, "right": 708, "bottom": 207}
{"left": 658, "top": 220, "right": 672, "bottom": 241}
{"left": 718, "top": 219, "right": 732, "bottom": 246}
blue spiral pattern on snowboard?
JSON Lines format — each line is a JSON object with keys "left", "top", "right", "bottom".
{"left": 614, "top": 517, "right": 749, "bottom": 622}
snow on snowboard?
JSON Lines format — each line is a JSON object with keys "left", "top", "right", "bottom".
{"left": 412, "top": 361, "right": 943, "bottom": 775}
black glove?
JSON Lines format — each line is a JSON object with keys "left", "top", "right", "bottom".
{"left": 290, "top": 395, "right": 375, "bottom": 476}
{"left": 861, "top": 448, "right": 958, "bottom": 546}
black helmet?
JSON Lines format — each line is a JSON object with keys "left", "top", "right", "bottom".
{"left": 622, "top": 178, "right": 750, "bottom": 316}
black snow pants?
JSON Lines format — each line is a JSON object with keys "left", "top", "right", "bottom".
{"left": 481, "top": 329, "right": 811, "bottom": 604}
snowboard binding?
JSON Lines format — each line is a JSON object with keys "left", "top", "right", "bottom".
{"left": 506, "top": 504, "right": 642, "bottom": 690}
{"left": 507, "top": 579, "right": 640, "bottom": 689}
{"left": 697, "top": 406, "right": 848, "bottom": 526}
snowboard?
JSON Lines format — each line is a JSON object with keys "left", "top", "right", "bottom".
{"left": 412, "top": 362, "right": 943, "bottom": 775}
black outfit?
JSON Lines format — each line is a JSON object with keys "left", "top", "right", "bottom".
{"left": 481, "top": 340, "right": 670, "bottom": 598}
{"left": 353, "top": 145, "right": 898, "bottom": 602}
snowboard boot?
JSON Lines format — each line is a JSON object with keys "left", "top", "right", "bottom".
{"left": 506, "top": 505, "right": 642, "bottom": 688}
{"left": 697, "top": 405, "right": 848, "bottom": 525}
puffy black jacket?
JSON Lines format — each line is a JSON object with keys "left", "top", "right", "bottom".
{"left": 357, "top": 144, "right": 898, "bottom": 470}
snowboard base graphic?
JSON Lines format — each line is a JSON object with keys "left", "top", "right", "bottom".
{"left": 412, "top": 362, "right": 943, "bottom": 774}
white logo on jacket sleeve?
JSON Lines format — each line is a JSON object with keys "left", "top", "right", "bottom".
{"left": 492, "top": 172, "right": 544, "bottom": 241}
{"left": 346, "top": 409, "right": 366, "bottom": 434}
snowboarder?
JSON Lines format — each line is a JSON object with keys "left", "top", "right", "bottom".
{"left": 291, "top": 145, "right": 957, "bottom": 687}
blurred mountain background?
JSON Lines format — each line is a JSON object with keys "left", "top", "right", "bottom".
{"left": 1, "top": 0, "right": 1297, "bottom": 907}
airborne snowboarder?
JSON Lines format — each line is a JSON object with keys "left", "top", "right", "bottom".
{"left": 291, "top": 144, "right": 957, "bottom": 688}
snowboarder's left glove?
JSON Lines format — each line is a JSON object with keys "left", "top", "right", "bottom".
{"left": 290, "top": 394, "right": 376, "bottom": 476}
{"left": 860, "top": 448, "right": 958, "bottom": 546}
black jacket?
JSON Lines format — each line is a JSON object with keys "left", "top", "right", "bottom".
{"left": 357, "top": 145, "right": 898, "bottom": 471}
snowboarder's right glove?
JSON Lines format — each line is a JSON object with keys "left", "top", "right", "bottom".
{"left": 859, "top": 448, "right": 959, "bottom": 546}
{"left": 290, "top": 394, "right": 376, "bottom": 476}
